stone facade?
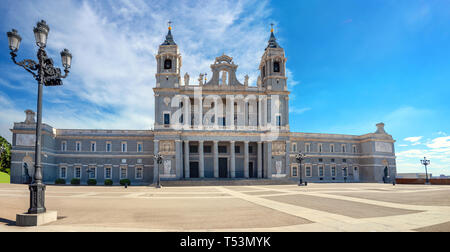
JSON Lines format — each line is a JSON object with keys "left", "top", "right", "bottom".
{"left": 9, "top": 28, "right": 396, "bottom": 185}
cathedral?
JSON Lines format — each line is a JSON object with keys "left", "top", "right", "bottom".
{"left": 9, "top": 25, "right": 397, "bottom": 185}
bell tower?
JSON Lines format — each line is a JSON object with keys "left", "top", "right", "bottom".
{"left": 259, "top": 24, "right": 287, "bottom": 91}
{"left": 156, "top": 21, "right": 182, "bottom": 88}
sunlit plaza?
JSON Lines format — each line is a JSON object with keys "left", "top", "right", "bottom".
{"left": 1, "top": 183, "right": 449, "bottom": 232}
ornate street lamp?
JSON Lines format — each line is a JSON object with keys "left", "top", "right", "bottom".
{"left": 7, "top": 20, "right": 72, "bottom": 215}
{"left": 155, "top": 153, "right": 163, "bottom": 188}
{"left": 295, "top": 152, "right": 306, "bottom": 186}
{"left": 421, "top": 157, "right": 430, "bottom": 185}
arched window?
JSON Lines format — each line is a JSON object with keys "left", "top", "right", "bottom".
{"left": 164, "top": 59, "right": 172, "bottom": 70}
{"left": 274, "top": 61, "right": 280, "bottom": 72}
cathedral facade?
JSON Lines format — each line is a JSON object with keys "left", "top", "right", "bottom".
{"left": 9, "top": 27, "right": 397, "bottom": 185}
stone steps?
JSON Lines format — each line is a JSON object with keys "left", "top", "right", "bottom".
{"left": 159, "top": 178, "right": 297, "bottom": 187}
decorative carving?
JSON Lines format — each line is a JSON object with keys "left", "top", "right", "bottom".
{"left": 184, "top": 72, "right": 189, "bottom": 86}
{"left": 221, "top": 71, "right": 227, "bottom": 85}
{"left": 160, "top": 140, "right": 175, "bottom": 154}
{"left": 375, "top": 142, "right": 393, "bottom": 153}
{"left": 276, "top": 161, "right": 282, "bottom": 175}
{"left": 198, "top": 73, "right": 204, "bottom": 85}
{"left": 24, "top": 110, "right": 35, "bottom": 124}
{"left": 164, "top": 159, "right": 172, "bottom": 175}
{"left": 163, "top": 97, "right": 171, "bottom": 106}
{"left": 272, "top": 141, "right": 286, "bottom": 155}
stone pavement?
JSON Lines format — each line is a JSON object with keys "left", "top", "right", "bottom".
{"left": 0, "top": 183, "right": 449, "bottom": 232}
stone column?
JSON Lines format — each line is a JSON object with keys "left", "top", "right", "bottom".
{"left": 214, "top": 97, "right": 219, "bottom": 129}
{"left": 198, "top": 97, "right": 203, "bottom": 129}
{"left": 183, "top": 97, "right": 189, "bottom": 129}
{"left": 230, "top": 141, "right": 236, "bottom": 178}
{"left": 175, "top": 140, "right": 182, "bottom": 179}
{"left": 257, "top": 141, "right": 262, "bottom": 178}
{"left": 285, "top": 141, "right": 290, "bottom": 177}
{"left": 213, "top": 140, "right": 219, "bottom": 178}
{"left": 153, "top": 140, "right": 159, "bottom": 183}
{"left": 258, "top": 96, "right": 263, "bottom": 129}
{"left": 184, "top": 140, "right": 190, "bottom": 178}
{"left": 267, "top": 141, "right": 272, "bottom": 179}
{"left": 199, "top": 140, "right": 204, "bottom": 178}
{"left": 244, "top": 141, "right": 249, "bottom": 178}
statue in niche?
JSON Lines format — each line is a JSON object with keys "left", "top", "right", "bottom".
{"left": 164, "top": 160, "right": 172, "bottom": 175}
{"left": 198, "top": 73, "right": 204, "bottom": 85}
{"left": 257, "top": 76, "right": 262, "bottom": 87}
{"left": 276, "top": 161, "right": 282, "bottom": 175}
{"left": 221, "top": 71, "right": 227, "bottom": 85}
{"left": 184, "top": 73, "right": 190, "bottom": 86}
{"left": 244, "top": 75, "right": 249, "bottom": 86}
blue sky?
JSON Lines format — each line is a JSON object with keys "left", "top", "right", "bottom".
{"left": 0, "top": 0, "right": 449, "bottom": 175}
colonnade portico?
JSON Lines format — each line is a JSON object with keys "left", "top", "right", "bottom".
{"left": 178, "top": 139, "right": 271, "bottom": 179}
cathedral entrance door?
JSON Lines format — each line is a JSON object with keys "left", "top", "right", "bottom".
{"left": 219, "top": 158, "right": 228, "bottom": 178}
{"left": 249, "top": 162, "right": 254, "bottom": 178}
{"left": 190, "top": 162, "right": 199, "bottom": 178}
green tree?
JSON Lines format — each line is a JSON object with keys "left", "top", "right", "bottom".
{"left": 0, "top": 136, "right": 11, "bottom": 175}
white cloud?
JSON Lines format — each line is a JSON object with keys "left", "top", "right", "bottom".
{"left": 404, "top": 136, "right": 423, "bottom": 142}
{"left": 426, "top": 136, "right": 450, "bottom": 149}
{"left": 1, "top": 0, "right": 274, "bottom": 136}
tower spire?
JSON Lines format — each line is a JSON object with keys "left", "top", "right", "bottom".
{"left": 266, "top": 23, "right": 281, "bottom": 50}
{"left": 161, "top": 20, "right": 176, "bottom": 46}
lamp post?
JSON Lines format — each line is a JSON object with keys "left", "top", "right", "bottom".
{"left": 343, "top": 167, "right": 347, "bottom": 183}
{"left": 421, "top": 157, "right": 430, "bottom": 185}
{"left": 295, "top": 152, "right": 305, "bottom": 186}
{"left": 7, "top": 20, "right": 72, "bottom": 214}
{"left": 155, "top": 153, "right": 163, "bottom": 188}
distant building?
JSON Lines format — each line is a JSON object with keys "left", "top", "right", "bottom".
{"left": 397, "top": 173, "right": 433, "bottom": 179}
{"left": 9, "top": 25, "right": 397, "bottom": 185}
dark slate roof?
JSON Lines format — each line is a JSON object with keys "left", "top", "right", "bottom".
{"left": 266, "top": 31, "right": 281, "bottom": 50}
{"left": 161, "top": 29, "right": 176, "bottom": 46}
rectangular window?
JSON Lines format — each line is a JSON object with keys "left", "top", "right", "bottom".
{"left": 292, "top": 165, "right": 298, "bottom": 177}
{"left": 189, "top": 145, "right": 198, "bottom": 153}
{"left": 249, "top": 146, "right": 253, "bottom": 154}
{"left": 318, "top": 143, "right": 322, "bottom": 153}
{"left": 218, "top": 146, "right": 227, "bottom": 153}
{"left": 135, "top": 166, "right": 143, "bottom": 179}
{"left": 331, "top": 166, "right": 336, "bottom": 177}
{"left": 343, "top": 167, "right": 348, "bottom": 177}
{"left": 276, "top": 115, "right": 281, "bottom": 126}
{"left": 235, "top": 146, "right": 240, "bottom": 154}
{"left": 88, "top": 167, "right": 96, "bottom": 179}
{"left": 164, "top": 113, "right": 170, "bottom": 125}
{"left": 105, "top": 167, "right": 112, "bottom": 179}
{"left": 305, "top": 166, "right": 312, "bottom": 177}
{"left": 91, "top": 142, "right": 96, "bottom": 152}
{"left": 137, "top": 143, "right": 143, "bottom": 153}
{"left": 319, "top": 166, "right": 324, "bottom": 177}
{"left": 204, "top": 146, "right": 212, "bottom": 153}
{"left": 220, "top": 117, "right": 226, "bottom": 126}
{"left": 342, "top": 144, "right": 346, "bottom": 153}
{"left": 292, "top": 143, "right": 297, "bottom": 152}
{"left": 121, "top": 142, "right": 127, "bottom": 152}
{"left": 330, "top": 144, "right": 334, "bottom": 153}
{"left": 353, "top": 145, "right": 357, "bottom": 153}
{"left": 305, "top": 143, "right": 311, "bottom": 153}
{"left": 76, "top": 142, "right": 81, "bottom": 152}
{"left": 60, "top": 167, "right": 67, "bottom": 179}
{"left": 61, "top": 141, "right": 67, "bottom": 152}
{"left": 120, "top": 166, "right": 127, "bottom": 179}
{"left": 106, "top": 142, "right": 112, "bottom": 152}
{"left": 74, "top": 167, "right": 81, "bottom": 179}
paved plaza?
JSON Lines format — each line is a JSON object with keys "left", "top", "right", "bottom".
{"left": 0, "top": 183, "right": 449, "bottom": 232}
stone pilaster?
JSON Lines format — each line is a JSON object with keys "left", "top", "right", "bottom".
{"left": 199, "top": 140, "right": 204, "bottom": 178}
{"left": 184, "top": 140, "right": 190, "bottom": 178}
{"left": 213, "top": 141, "right": 219, "bottom": 178}
{"left": 257, "top": 141, "right": 262, "bottom": 178}
{"left": 230, "top": 141, "right": 235, "bottom": 178}
{"left": 244, "top": 141, "right": 249, "bottom": 178}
